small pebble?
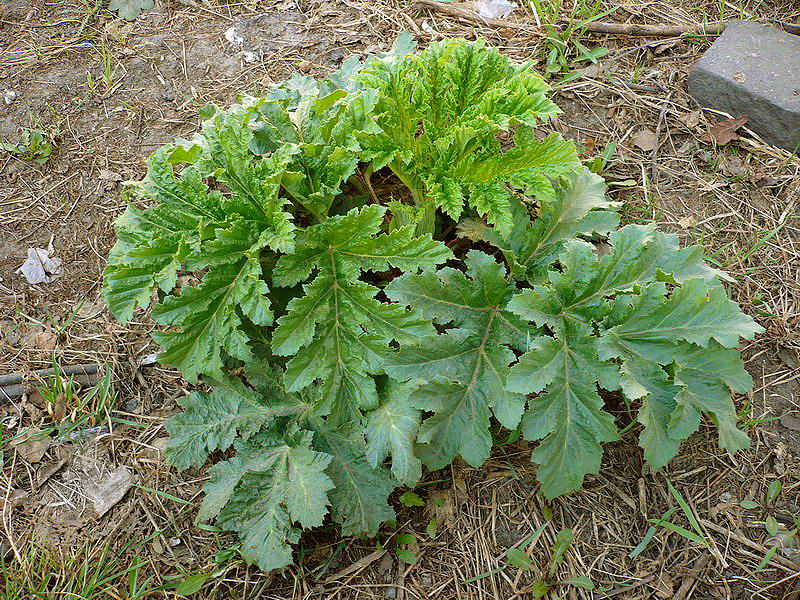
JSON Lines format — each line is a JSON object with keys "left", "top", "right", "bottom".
{"left": 3, "top": 90, "right": 16, "bottom": 105}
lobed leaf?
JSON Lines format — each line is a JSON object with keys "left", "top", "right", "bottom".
{"left": 507, "top": 322, "right": 620, "bottom": 498}
{"left": 458, "top": 168, "right": 620, "bottom": 282}
{"left": 165, "top": 374, "right": 305, "bottom": 470}
{"left": 308, "top": 417, "right": 397, "bottom": 536}
{"left": 272, "top": 205, "right": 452, "bottom": 424}
{"left": 357, "top": 38, "right": 582, "bottom": 235}
{"left": 206, "top": 427, "right": 334, "bottom": 572}
{"left": 386, "top": 250, "right": 532, "bottom": 469}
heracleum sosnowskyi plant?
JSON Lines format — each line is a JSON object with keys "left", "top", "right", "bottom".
{"left": 102, "top": 36, "right": 763, "bottom": 571}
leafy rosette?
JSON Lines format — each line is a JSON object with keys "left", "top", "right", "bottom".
{"left": 102, "top": 37, "right": 763, "bottom": 573}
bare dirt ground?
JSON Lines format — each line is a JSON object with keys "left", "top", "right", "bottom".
{"left": 2, "top": 0, "right": 800, "bottom": 598}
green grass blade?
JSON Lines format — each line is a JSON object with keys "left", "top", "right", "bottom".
{"left": 667, "top": 481, "right": 703, "bottom": 536}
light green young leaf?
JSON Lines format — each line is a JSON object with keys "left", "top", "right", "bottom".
{"left": 399, "top": 491, "right": 425, "bottom": 507}
{"left": 251, "top": 87, "right": 382, "bottom": 220}
{"left": 357, "top": 38, "right": 581, "bottom": 235}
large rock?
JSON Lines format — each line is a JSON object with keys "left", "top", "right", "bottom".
{"left": 687, "top": 21, "right": 800, "bottom": 151}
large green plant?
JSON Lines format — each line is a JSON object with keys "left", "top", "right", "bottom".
{"left": 103, "top": 37, "right": 762, "bottom": 571}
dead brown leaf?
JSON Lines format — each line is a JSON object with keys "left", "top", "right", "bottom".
{"left": 700, "top": 115, "right": 747, "bottom": 145}
{"left": 780, "top": 414, "right": 800, "bottom": 432}
{"left": 631, "top": 128, "right": 657, "bottom": 152}
{"left": 83, "top": 464, "right": 133, "bottom": 517}
{"left": 378, "top": 551, "right": 394, "bottom": 576}
{"left": 720, "top": 155, "right": 748, "bottom": 177}
{"left": 35, "top": 457, "right": 67, "bottom": 489}
{"left": 48, "top": 393, "right": 66, "bottom": 422}
{"left": 27, "top": 389, "right": 47, "bottom": 408}
{"left": 678, "top": 110, "right": 701, "bottom": 129}
{"left": 35, "top": 328, "right": 58, "bottom": 350}
{"left": 12, "top": 427, "right": 52, "bottom": 463}
{"left": 2, "top": 489, "right": 30, "bottom": 512}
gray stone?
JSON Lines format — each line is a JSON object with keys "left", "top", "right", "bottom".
{"left": 687, "top": 21, "right": 800, "bottom": 151}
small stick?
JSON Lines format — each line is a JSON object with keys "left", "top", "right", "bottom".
{"left": 0, "top": 364, "right": 101, "bottom": 401}
{"left": 1, "top": 455, "right": 23, "bottom": 565}
{"left": 576, "top": 20, "right": 798, "bottom": 37}
{"left": 673, "top": 555, "right": 710, "bottom": 600}
{"left": 581, "top": 21, "right": 726, "bottom": 37}
{"left": 595, "top": 574, "right": 655, "bottom": 598}
{"left": 700, "top": 519, "right": 800, "bottom": 571}
{"left": 414, "top": 0, "right": 542, "bottom": 33}
{"left": 651, "top": 91, "right": 674, "bottom": 184}
{"left": 0, "top": 363, "right": 99, "bottom": 386}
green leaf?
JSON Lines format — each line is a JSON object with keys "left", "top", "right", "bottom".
{"left": 357, "top": 38, "right": 580, "bottom": 235}
{"left": 204, "top": 427, "right": 334, "bottom": 572}
{"left": 740, "top": 500, "right": 760, "bottom": 509}
{"left": 667, "top": 344, "right": 753, "bottom": 454}
{"left": 108, "top": 0, "right": 153, "bottom": 20}
{"left": 426, "top": 517, "right": 438, "bottom": 539}
{"left": 175, "top": 573, "right": 210, "bottom": 595}
{"left": 531, "top": 581, "right": 550, "bottom": 598}
{"left": 458, "top": 169, "right": 620, "bottom": 282}
{"left": 765, "top": 516, "right": 779, "bottom": 536}
{"left": 385, "top": 250, "right": 532, "bottom": 470}
{"left": 308, "top": 417, "right": 397, "bottom": 536}
{"left": 103, "top": 109, "right": 299, "bottom": 381}
{"left": 505, "top": 548, "right": 534, "bottom": 570}
{"left": 165, "top": 375, "right": 304, "bottom": 470}
{"left": 365, "top": 380, "right": 422, "bottom": 486}
{"left": 507, "top": 224, "right": 759, "bottom": 481}
{"left": 767, "top": 479, "right": 782, "bottom": 505}
{"left": 396, "top": 548, "right": 417, "bottom": 564}
{"left": 666, "top": 481, "right": 703, "bottom": 536}
{"left": 562, "top": 575, "right": 594, "bottom": 590}
{"left": 757, "top": 544, "right": 779, "bottom": 572}
{"left": 548, "top": 529, "right": 573, "bottom": 576}
{"left": 648, "top": 519, "right": 708, "bottom": 546}
{"left": 399, "top": 491, "right": 425, "bottom": 507}
{"left": 151, "top": 258, "right": 271, "bottom": 383}
{"left": 506, "top": 322, "right": 619, "bottom": 499}
{"left": 601, "top": 279, "right": 762, "bottom": 349}
{"left": 273, "top": 205, "right": 451, "bottom": 423}
{"left": 599, "top": 281, "right": 758, "bottom": 466}
{"left": 508, "top": 224, "right": 731, "bottom": 330}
